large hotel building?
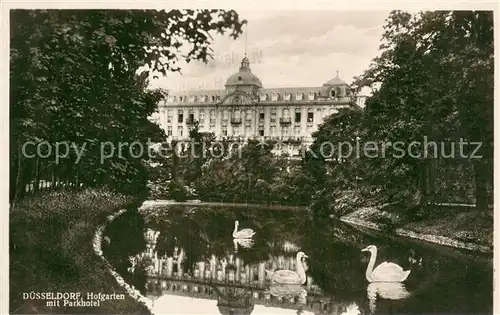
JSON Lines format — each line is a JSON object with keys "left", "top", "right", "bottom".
{"left": 150, "top": 55, "right": 366, "bottom": 155}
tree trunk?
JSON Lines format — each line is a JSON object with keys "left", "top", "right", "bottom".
{"left": 474, "top": 159, "right": 489, "bottom": 211}
{"left": 51, "top": 169, "right": 56, "bottom": 191}
{"left": 33, "top": 157, "right": 40, "bottom": 193}
{"left": 13, "top": 144, "right": 25, "bottom": 203}
{"left": 75, "top": 167, "right": 79, "bottom": 190}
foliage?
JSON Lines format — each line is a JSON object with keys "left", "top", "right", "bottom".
{"left": 357, "top": 10, "right": 493, "bottom": 209}
{"left": 9, "top": 188, "right": 149, "bottom": 314}
{"left": 10, "top": 9, "right": 247, "bottom": 201}
{"left": 306, "top": 10, "right": 493, "bottom": 220}
{"left": 166, "top": 177, "right": 191, "bottom": 201}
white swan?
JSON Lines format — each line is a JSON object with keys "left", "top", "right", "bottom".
{"left": 232, "top": 220, "right": 255, "bottom": 239}
{"left": 362, "top": 245, "right": 411, "bottom": 283}
{"left": 266, "top": 252, "right": 308, "bottom": 285}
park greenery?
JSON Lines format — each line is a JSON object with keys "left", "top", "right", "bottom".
{"left": 11, "top": 10, "right": 492, "bottom": 214}
{"left": 9, "top": 8, "right": 493, "bottom": 313}
{"left": 10, "top": 9, "right": 247, "bottom": 203}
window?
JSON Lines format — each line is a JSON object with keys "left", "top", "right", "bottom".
{"left": 294, "top": 126, "right": 301, "bottom": 135}
{"left": 167, "top": 115, "right": 172, "bottom": 123}
{"left": 307, "top": 112, "right": 314, "bottom": 123}
{"left": 283, "top": 108, "right": 290, "bottom": 117}
{"left": 259, "top": 113, "right": 265, "bottom": 120}
{"left": 167, "top": 126, "right": 172, "bottom": 136}
{"left": 331, "top": 89, "right": 336, "bottom": 97}
{"left": 246, "top": 110, "right": 252, "bottom": 119}
{"left": 223, "top": 110, "right": 228, "bottom": 119}
{"left": 272, "top": 93, "right": 279, "bottom": 101}
{"left": 210, "top": 110, "right": 215, "bottom": 118}
{"left": 258, "top": 129, "right": 264, "bottom": 136}
{"left": 222, "top": 129, "right": 228, "bottom": 136}
{"left": 188, "top": 113, "right": 194, "bottom": 121}
{"left": 295, "top": 112, "right": 301, "bottom": 123}
{"left": 200, "top": 111, "right": 205, "bottom": 120}
{"left": 270, "top": 112, "right": 276, "bottom": 123}
{"left": 178, "top": 113, "right": 184, "bottom": 123}
{"left": 284, "top": 93, "right": 291, "bottom": 101}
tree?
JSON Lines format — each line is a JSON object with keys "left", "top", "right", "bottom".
{"left": 349, "top": 10, "right": 493, "bottom": 209}
{"left": 10, "top": 9, "right": 247, "bottom": 201}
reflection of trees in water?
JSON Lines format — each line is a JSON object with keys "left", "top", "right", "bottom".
{"left": 103, "top": 209, "right": 148, "bottom": 294}
{"left": 145, "top": 206, "right": 308, "bottom": 268}
{"left": 300, "top": 225, "right": 368, "bottom": 303}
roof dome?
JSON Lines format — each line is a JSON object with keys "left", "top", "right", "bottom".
{"left": 323, "top": 71, "right": 348, "bottom": 86}
{"left": 225, "top": 56, "right": 263, "bottom": 88}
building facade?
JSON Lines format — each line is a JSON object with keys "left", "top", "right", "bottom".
{"left": 150, "top": 56, "right": 366, "bottom": 154}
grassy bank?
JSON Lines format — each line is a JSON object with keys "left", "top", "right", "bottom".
{"left": 10, "top": 189, "right": 151, "bottom": 314}
{"left": 341, "top": 204, "right": 493, "bottom": 253}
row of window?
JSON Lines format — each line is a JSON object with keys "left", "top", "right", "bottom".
{"left": 162, "top": 108, "right": 339, "bottom": 123}
{"left": 168, "top": 90, "right": 341, "bottom": 103}
{"left": 166, "top": 124, "right": 313, "bottom": 137}
{"left": 171, "top": 112, "right": 317, "bottom": 124}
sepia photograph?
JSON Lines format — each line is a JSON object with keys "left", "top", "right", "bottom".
{"left": 6, "top": 3, "right": 496, "bottom": 315}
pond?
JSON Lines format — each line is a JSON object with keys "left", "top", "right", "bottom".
{"left": 105, "top": 205, "right": 493, "bottom": 315}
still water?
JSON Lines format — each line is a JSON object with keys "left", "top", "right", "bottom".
{"left": 107, "top": 205, "right": 493, "bottom": 315}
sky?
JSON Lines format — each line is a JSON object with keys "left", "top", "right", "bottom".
{"left": 149, "top": 10, "right": 390, "bottom": 93}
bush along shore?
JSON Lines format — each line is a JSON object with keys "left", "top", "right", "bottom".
{"left": 10, "top": 189, "right": 152, "bottom": 314}
{"left": 340, "top": 205, "right": 493, "bottom": 254}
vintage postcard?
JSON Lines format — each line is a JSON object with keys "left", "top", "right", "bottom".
{"left": 4, "top": 1, "right": 497, "bottom": 314}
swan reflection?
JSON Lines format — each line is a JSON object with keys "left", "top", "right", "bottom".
{"left": 268, "top": 283, "right": 308, "bottom": 305}
{"left": 367, "top": 282, "right": 411, "bottom": 314}
{"left": 234, "top": 238, "right": 255, "bottom": 252}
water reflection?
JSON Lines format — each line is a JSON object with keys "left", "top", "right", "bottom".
{"left": 234, "top": 238, "right": 255, "bottom": 253}
{"left": 268, "top": 284, "right": 307, "bottom": 304}
{"left": 366, "top": 282, "right": 410, "bottom": 314}
{"left": 267, "top": 252, "right": 308, "bottom": 285}
{"left": 109, "top": 205, "right": 492, "bottom": 315}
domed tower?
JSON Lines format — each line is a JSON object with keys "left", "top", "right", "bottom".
{"left": 225, "top": 56, "right": 263, "bottom": 98}
{"left": 319, "top": 71, "right": 350, "bottom": 99}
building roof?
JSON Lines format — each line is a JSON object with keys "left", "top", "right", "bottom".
{"left": 225, "top": 56, "right": 263, "bottom": 88}
{"left": 323, "top": 72, "right": 348, "bottom": 86}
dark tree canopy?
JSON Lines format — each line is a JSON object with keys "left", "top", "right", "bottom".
{"left": 10, "top": 9, "right": 247, "bottom": 200}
